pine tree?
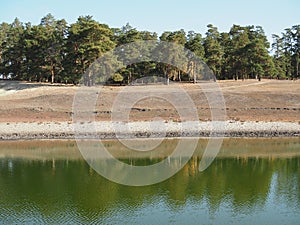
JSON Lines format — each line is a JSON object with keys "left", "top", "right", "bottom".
{"left": 63, "top": 16, "right": 115, "bottom": 85}
{"left": 204, "top": 24, "right": 223, "bottom": 79}
{"left": 2, "top": 18, "right": 25, "bottom": 80}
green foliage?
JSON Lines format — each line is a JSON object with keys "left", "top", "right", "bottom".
{"left": 112, "top": 73, "right": 124, "bottom": 83}
{"left": 64, "top": 16, "right": 115, "bottom": 86}
{"left": 0, "top": 14, "right": 299, "bottom": 84}
{"left": 185, "top": 31, "right": 205, "bottom": 59}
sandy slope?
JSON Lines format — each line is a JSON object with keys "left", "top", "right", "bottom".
{"left": 0, "top": 79, "right": 299, "bottom": 139}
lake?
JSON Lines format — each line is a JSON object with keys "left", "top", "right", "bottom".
{"left": 0, "top": 138, "right": 299, "bottom": 224}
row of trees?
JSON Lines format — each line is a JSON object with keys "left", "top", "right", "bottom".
{"left": 0, "top": 14, "right": 299, "bottom": 84}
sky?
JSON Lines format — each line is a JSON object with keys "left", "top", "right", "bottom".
{"left": 0, "top": 0, "right": 300, "bottom": 42}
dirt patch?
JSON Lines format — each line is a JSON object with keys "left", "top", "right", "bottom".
{"left": 0, "top": 79, "right": 299, "bottom": 123}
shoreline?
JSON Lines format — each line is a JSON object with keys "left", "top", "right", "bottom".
{"left": 0, "top": 121, "right": 299, "bottom": 140}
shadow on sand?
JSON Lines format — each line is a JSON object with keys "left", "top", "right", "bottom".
{"left": 0, "top": 80, "right": 65, "bottom": 92}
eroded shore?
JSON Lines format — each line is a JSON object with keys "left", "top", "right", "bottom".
{"left": 0, "top": 121, "right": 299, "bottom": 140}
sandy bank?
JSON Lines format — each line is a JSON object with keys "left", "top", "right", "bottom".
{"left": 1, "top": 80, "right": 300, "bottom": 123}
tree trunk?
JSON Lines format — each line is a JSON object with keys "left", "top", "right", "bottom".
{"left": 296, "top": 53, "right": 299, "bottom": 79}
{"left": 128, "top": 70, "right": 131, "bottom": 85}
{"left": 191, "top": 61, "right": 196, "bottom": 83}
{"left": 51, "top": 66, "right": 55, "bottom": 84}
{"left": 164, "top": 66, "right": 169, "bottom": 85}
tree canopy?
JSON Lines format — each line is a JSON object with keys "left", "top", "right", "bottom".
{"left": 0, "top": 14, "right": 299, "bottom": 84}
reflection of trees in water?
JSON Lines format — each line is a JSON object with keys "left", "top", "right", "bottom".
{"left": 0, "top": 157, "right": 300, "bottom": 221}
{"left": 273, "top": 158, "right": 300, "bottom": 208}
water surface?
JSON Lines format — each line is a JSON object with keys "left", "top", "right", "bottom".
{"left": 0, "top": 138, "right": 299, "bottom": 224}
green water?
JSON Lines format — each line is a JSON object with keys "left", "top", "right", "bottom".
{"left": 0, "top": 138, "right": 300, "bottom": 224}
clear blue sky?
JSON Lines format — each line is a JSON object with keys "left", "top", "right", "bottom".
{"left": 1, "top": 0, "right": 299, "bottom": 41}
